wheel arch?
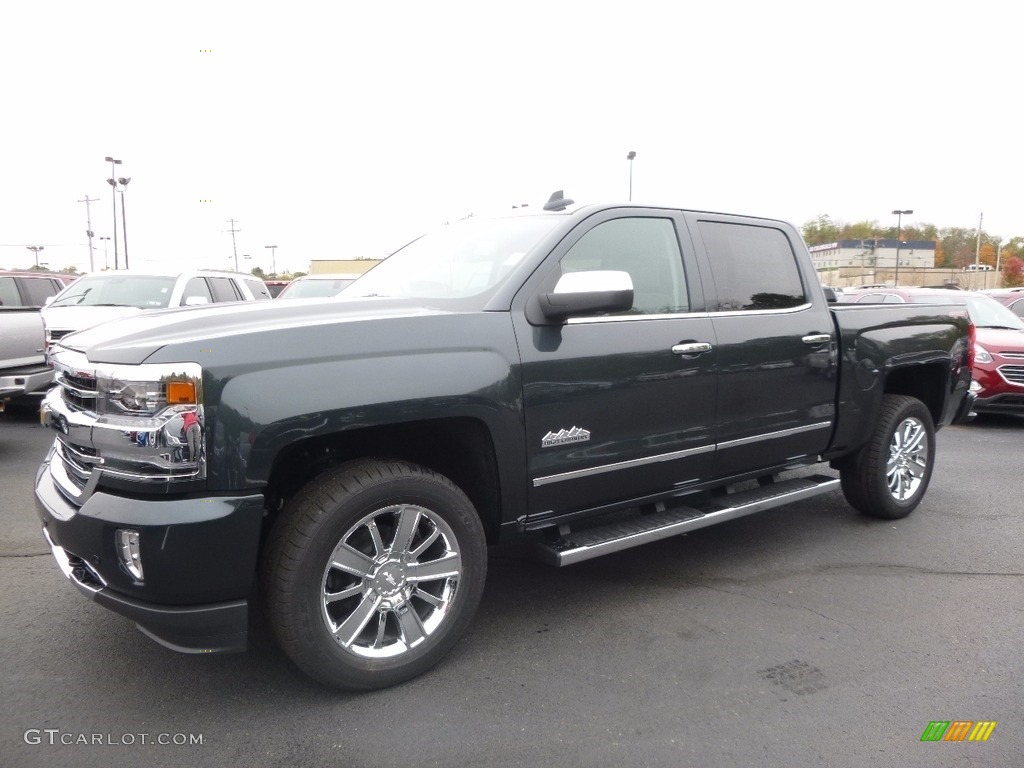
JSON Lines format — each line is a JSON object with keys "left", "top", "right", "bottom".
{"left": 882, "top": 362, "right": 947, "bottom": 425}
{"left": 261, "top": 417, "right": 504, "bottom": 545}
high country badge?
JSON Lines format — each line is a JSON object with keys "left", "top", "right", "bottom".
{"left": 541, "top": 427, "right": 591, "bottom": 448}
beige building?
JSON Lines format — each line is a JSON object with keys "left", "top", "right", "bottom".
{"left": 308, "top": 259, "right": 382, "bottom": 275}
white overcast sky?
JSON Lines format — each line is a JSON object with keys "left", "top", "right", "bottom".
{"left": 2, "top": 0, "right": 1020, "bottom": 274}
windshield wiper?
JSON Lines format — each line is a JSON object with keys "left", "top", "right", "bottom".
{"left": 49, "top": 292, "right": 90, "bottom": 306}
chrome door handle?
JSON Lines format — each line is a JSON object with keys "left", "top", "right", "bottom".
{"left": 802, "top": 334, "right": 832, "bottom": 345}
{"left": 671, "top": 342, "right": 713, "bottom": 356}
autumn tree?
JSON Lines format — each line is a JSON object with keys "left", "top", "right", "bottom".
{"left": 801, "top": 215, "right": 841, "bottom": 246}
{"left": 1002, "top": 256, "right": 1024, "bottom": 288}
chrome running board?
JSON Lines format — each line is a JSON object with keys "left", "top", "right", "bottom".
{"left": 535, "top": 474, "right": 841, "bottom": 566}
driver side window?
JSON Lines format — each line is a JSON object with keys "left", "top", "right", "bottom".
{"left": 559, "top": 217, "right": 689, "bottom": 315}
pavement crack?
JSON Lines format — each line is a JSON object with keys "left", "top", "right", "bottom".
{"left": 0, "top": 552, "right": 50, "bottom": 559}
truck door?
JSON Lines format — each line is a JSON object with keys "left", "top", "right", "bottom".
{"left": 689, "top": 216, "right": 836, "bottom": 478}
{"left": 514, "top": 211, "right": 718, "bottom": 517}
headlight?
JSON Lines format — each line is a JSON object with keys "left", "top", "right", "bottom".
{"left": 973, "top": 344, "right": 993, "bottom": 365}
{"left": 97, "top": 369, "right": 200, "bottom": 416}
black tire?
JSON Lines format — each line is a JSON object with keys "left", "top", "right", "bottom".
{"left": 840, "top": 394, "right": 936, "bottom": 519}
{"left": 262, "top": 458, "right": 487, "bottom": 690}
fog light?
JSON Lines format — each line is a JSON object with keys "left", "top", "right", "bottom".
{"left": 116, "top": 529, "right": 144, "bottom": 581}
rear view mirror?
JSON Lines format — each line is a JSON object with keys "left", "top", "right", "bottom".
{"left": 183, "top": 296, "right": 210, "bottom": 306}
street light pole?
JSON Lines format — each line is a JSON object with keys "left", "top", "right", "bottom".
{"left": 27, "top": 246, "right": 44, "bottom": 268}
{"left": 104, "top": 156, "right": 122, "bottom": 268}
{"left": 117, "top": 177, "right": 131, "bottom": 269}
{"left": 626, "top": 151, "right": 636, "bottom": 201}
{"left": 892, "top": 209, "right": 913, "bottom": 286}
{"left": 265, "top": 245, "right": 277, "bottom": 275}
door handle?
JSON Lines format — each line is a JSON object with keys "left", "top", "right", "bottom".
{"left": 671, "top": 342, "right": 713, "bottom": 356}
{"left": 802, "top": 334, "right": 832, "bottom": 345}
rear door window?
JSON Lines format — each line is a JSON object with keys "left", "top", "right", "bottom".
{"left": 243, "top": 277, "right": 272, "bottom": 300}
{"left": 0, "top": 277, "right": 21, "bottom": 306}
{"left": 22, "top": 277, "right": 61, "bottom": 306}
{"left": 697, "top": 221, "right": 806, "bottom": 311}
{"left": 209, "top": 277, "right": 243, "bottom": 302}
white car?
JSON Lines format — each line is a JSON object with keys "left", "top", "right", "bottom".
{"left": 275, "top": 273, "right": 363, "bottom": 299}
{"left": 43, "top": 269, "right": 271, "bottom": 348}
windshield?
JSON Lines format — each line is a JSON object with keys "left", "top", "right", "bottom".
{"left": 340, "top": 215, "right": 562, "bottom": 306}
{"left": 49, "top": 275, "right": 177, "bottom": 308}
{"left": 279, "top": 277, "right": 357, "bottom": 299}
{"left": 911, "top": 293, "right": 1024, "bottom": 330}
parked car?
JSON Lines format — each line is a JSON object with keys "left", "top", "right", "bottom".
{"left": 264, "top": 280, "right": 291, "bottom": 298}
{"left": 0, "top": 307, "right": 51, "bottom": 410}
{"left": 981, "top": 288, "right": 1024, "bottom": 319}
{"left": 844, "top": 287, "right": 1024, "bottom": 415}
{"left": 42, "top": 269, "right": 270, "bottom": 348}
{"left": 275, "top": 273, "right": 362, "bottom": 299}
{"left": 0, "top": 271, "right": 75, "bottom": 308}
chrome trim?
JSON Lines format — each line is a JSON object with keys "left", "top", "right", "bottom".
{"left": 567, "top": 310, "right": 709, "bottom": 325}
{"left": 709, "top": 302, "right": 813, "bottom": 318}
{"left": 42, "top": 349, "right": 206, "bottom": 486}
{"left": 717, "top": 422, "right": 832, "bottom": 450}
{"left": 533, "top": 444, "right": 715, "bottom": 487}
{"left": 532, "top": 422, "right": 833, "bottom": 487}
{"left": 996, "top": 364, "right": 1024, "bottom": 386}
{"left": 43, "top": 526, "right": 107, "bottom": 593}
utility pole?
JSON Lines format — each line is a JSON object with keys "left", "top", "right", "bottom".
{"left": 78, "top": 195, "right": 99, "bottom": 272}
{"left": 974, "top": 212, "right": 983, "bottom": 267}
{"left": 226, "top": 218, "right": 241, "bottom": 272}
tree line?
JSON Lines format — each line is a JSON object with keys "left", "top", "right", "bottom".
{"left": 801, "top": 215, "right": 1024, "bottom": 286}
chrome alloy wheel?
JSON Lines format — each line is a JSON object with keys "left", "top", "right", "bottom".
{"left": 886, "top": 416, "right": 929, "bottom": 501}
{"left": 320, "top": 504, "right": 462, "bottom": 659}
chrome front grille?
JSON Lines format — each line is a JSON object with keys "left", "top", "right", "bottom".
{"left": 1000, "top": 352, "right": 1024, "bottom": 360}
{"left": 997, "top": 365, "right": 1024, "bottom": 386}
{"left": 55, "top": 369, "right": 101, "bottom": 411}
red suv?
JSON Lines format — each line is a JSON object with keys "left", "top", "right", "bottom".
{"left": 843, "top": 287, "right": 1024, "bottom": 415}
{"left": 981, "top": 288, "right": 1024, "bottom": 319}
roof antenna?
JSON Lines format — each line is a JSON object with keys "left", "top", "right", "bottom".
{"left": 543, "top": 190, "right": 574, "bottom": 212}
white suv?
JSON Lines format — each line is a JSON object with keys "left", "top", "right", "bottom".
{"left": 43, "top": 269, "right": 271, "bottom": 348}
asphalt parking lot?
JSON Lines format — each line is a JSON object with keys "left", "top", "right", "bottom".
{"left": 1, "top": 402, "right": 1022, "bottom": 768}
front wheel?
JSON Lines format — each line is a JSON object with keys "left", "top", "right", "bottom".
{"left": 840, "top": 394, "right": 936, "bottom": 519}
{"left": 263, "top": 459, "right": 487, "bottom": 690}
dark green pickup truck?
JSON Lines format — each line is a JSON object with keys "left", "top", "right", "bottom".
{"left": 35, "top": 199, "right": 975, "bottom": 690}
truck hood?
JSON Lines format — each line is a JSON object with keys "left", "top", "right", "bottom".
{"left": 57, "top": 297, "right": 445, "bottom": 365}
{"left": 42, "top": 305, "right": 144, "bottom": 334}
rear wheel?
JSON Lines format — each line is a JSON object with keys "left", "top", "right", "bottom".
{"left": 840, "top": 395, "right": 935, "bottom": 519}
{"left": 263, "top": 459, "right": 487, "bottom": 690}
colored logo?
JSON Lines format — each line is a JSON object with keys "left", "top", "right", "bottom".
{"left": 920, "top": 721, "right": 997, "bottom": 742}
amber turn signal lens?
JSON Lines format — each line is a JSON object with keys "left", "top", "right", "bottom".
{"left": 167, "top": 381, "right": 197, "bottom": 404}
